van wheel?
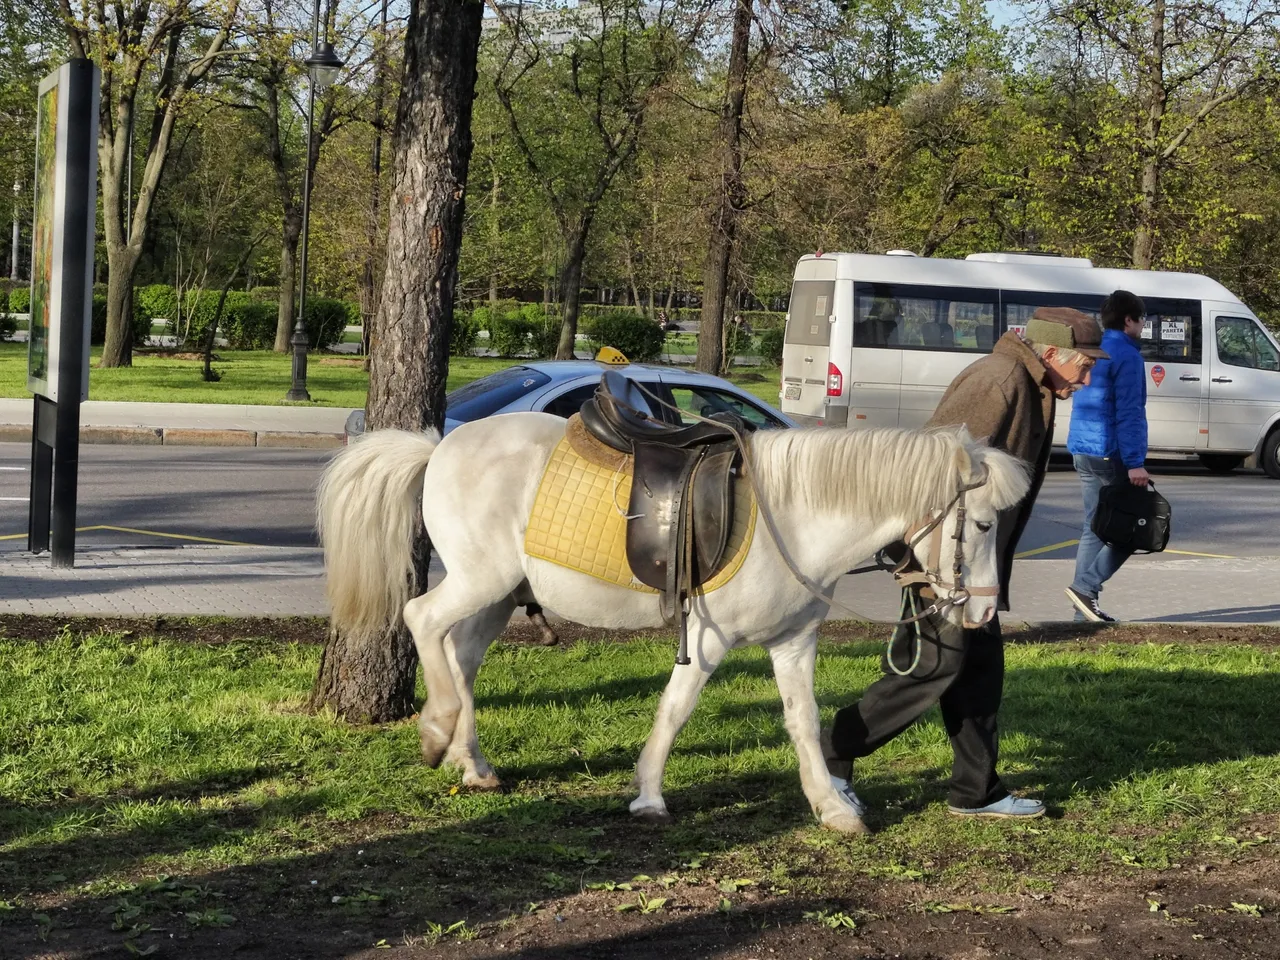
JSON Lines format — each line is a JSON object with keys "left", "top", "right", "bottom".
{"left": 1264, "top": 430, "right": 1280, "bottom": 480}
{"left": 1199, "top": 453, "right": 1244, "bottom": 474}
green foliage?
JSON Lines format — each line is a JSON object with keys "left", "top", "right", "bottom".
{"left": 487, "top": 303, "right": 558, "bottom": 357}
{"left": 9, "top": 287, "right": 29, "bottom": 314}
{"left": 221, "top": 297, "right": 279, "bottom": 350}
{"left": 136, "top": 285, "right": 178, "bottom": 323}
{"left": 582, "top": 310, "right": 665, "bottom": 361}
{"left": 451, "top": 312, "right": 479, "bottom": 356}
{"left": 302, "top": 297, "right": 349, "bottom": 351}
{"left": 0, "top": 313, "right": 15, "bottom": 341}
{"left": 758, "top": 327, "right": 784, "bottom": 365}
{"left": 248, "top": 286, "right": 280, "bottom": 303}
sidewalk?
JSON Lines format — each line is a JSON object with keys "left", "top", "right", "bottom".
{"left": 0, "top": 399, "right": 353, "bottom": 449}
{"left": 2, "top": 544, "right": 1277, "bottom": 624}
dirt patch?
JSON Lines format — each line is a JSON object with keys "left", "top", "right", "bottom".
{"left": 7, "top": 844, "right": 1278, "bottom": 958}
{"left": 133, "top": 350, "right": 215, "bottom": 362}
{"left": 319, "top": 357, "right": 367, "bottom": 367}
{"left": 0, "top": 614, "right": 329, "bottom": 645}
{"left": 1, "top": 615, "right": 1276, "bottom": 650}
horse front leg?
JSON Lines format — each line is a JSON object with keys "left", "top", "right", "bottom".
{"left": 767, "top": 630, "right": 870, "bottom": 835}
{"left": 630, "top": 621, "right": 733, "bottom": 824}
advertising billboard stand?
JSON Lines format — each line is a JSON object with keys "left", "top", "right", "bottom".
{"left": 25, "top": 60, "right": 99, "bottom": 568}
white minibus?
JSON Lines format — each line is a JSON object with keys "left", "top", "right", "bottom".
{"left": 779, "top": 251, "right": 1280, "bottom": 479}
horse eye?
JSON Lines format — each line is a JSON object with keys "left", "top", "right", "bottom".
{"left": 975, "top": 521, "right": 993, "bottom": 533}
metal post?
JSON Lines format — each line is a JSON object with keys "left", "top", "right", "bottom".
{"left": 287, "top": 0, "right": 322, "bottom": 402}
{"left": 9, "top": 180, "right": 18, "bottom": 282}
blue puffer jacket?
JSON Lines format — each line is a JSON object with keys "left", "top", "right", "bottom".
{"left": 1067, "top": 328, "right": 1148, "bottom": 467}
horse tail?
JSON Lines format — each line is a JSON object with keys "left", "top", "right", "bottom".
{"left": 318, "top": 428, "right": 442, "bottom": 637}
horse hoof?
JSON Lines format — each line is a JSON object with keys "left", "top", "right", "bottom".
{"left": 629, "top": 801, "right": 672, "bottom": 825}
{"left": 419, "top": 721, "right": 452, "bottom": 768}
{"left": 463, "top": 773, "right": 503, "bottom": 792}
{"left": 539, "top": 628, "right": 560, "bottom": 646}
{"left": 823, "top": 813, "right": 872, "bottom": 836}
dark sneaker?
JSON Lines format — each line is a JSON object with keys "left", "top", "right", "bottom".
{"left": 1065, "top": 587, "right": 1115, "bottom": 623}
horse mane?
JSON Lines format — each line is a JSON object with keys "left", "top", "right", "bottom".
{"left": 748, "top": 426, "right": 1030, "bottom": 520}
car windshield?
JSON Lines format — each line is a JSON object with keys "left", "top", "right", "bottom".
{"left": 446, "top": 367, "right": 552, "bottom": 422}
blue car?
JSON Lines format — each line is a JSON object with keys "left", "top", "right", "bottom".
{"left": 345, "top": 359, "right": 794, "bottom": 439}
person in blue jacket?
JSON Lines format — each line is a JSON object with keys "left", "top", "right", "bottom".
{"left": 1065, "top": 290, "right": 1151, "bottom": 622}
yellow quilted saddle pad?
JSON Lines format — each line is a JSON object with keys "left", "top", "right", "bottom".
{"left": 524, "top": 433, "right": 755, "bottom": 595}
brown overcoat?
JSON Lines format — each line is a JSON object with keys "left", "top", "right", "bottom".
{"left": 925, "top": 332, "right": 1055, "bottom": 610}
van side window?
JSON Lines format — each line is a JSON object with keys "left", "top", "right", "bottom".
{"left": 1217, "top": 316, "right": 1280, "bottom": 371}
{"left": 1003, "top": 293, "right": 1201, "bottom": 363}
{"left": 853, "top": 284, "right": 996, "bottom": 352}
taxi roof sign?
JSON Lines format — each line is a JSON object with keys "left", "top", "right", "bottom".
{"left": 595, "top": 347, "right": 629, "bottom": 365}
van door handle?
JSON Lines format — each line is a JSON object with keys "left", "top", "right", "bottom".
{"left": 1212, "top": 377, "right": 1234, "bottom": 383}
{"left": 804, "top": 357, "right": 813, "bottom": 363}
{"left": 1179, "top": 375, "right": 1200, "bottom": 381}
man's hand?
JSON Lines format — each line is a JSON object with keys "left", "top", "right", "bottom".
{"left": 1128, "top": 467, "right": 1151, "bottom": 487}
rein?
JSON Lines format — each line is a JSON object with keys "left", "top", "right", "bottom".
{"left": 623, "top": 385, "right": 997, "bottom": 663}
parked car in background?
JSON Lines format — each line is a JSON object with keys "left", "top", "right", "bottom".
{"left": 344, "top": 355, "right": 794, "bottom": 441}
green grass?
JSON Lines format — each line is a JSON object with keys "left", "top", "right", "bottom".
{"left": 0, "top": 342, "right": 783, "bottom": 409}
{"left": 1, "top": 629, "right": 1277, "bottom": 927}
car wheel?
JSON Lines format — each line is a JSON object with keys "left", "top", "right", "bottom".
{"left": 1264, "top": 429, "right": 1280, "bottom": 480}
{"left": 1198, "top": 453, "right": 1244, "bottom": 474}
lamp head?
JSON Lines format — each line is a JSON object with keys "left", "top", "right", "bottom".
{"left": 305, "top": 42, "right": 344, "bottom": 90}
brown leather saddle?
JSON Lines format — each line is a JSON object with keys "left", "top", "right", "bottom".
{"left": 580, "top": 371, "right": 749, "bottom": 664}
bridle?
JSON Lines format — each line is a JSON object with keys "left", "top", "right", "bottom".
{"left": 885, "top": 464, "right": 999, "bottom": 628}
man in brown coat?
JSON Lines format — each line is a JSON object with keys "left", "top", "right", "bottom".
{"left": 822, "top": 309, "right": 1106, "bottom": 825}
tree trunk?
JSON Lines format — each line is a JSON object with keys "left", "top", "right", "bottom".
{"left": 361, "top": 0, "right": 390, "bottom": 360}
{"left": 101, "top": 246, "right": 138, "bottom": 366}
{"left": 308, "top": 0, "right": 485, "bottom": 723}
{"left": 555, "top": 222, "right": 589, "bottom": 360}
{"left": 1131, "top": 0, "right": 1166, "bottom": 270}
{"left": 696, "top": 0, "right": 751, "bottom": 375}
{"left": 275, "top": 210, "right": 303, "bottom": 352}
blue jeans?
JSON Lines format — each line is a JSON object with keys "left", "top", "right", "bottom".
{"left": 1071, "top": 455, "right": 1134, "bottom": 604}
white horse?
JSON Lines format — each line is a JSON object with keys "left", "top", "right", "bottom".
{"left": 318, "top": 414, "right": 1030, "bottom": 834}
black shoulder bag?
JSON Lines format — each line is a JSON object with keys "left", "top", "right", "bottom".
{"left": 1091, "top": 480, "right": 1172, "bottom": 554}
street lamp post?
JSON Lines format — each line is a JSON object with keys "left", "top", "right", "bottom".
{"left": 287, "top": 3, "right": 344, "bottom": 402}
{"left": 9, "top": 181, "right": 19, "bottom": 283}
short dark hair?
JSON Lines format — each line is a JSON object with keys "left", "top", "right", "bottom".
{"left": 1101, "top": 290, "right": 1145, "bottom": 331}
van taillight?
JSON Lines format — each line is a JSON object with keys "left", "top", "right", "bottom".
{"left": 827, "top": 362, "right": 843, "bottom": 396}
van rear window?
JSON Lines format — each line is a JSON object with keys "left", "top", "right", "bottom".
{"left": 785, "top": 281, "right": 836, "bottom": 346}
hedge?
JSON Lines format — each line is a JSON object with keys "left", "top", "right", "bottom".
{"left": 581, "top": 310, "right": 665, "bottom": 362}
{"left": 758, "top": 326, "right": 784, "bottom": 365}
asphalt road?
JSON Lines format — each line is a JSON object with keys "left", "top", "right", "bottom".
{"left": 1, "top": 443, "right": 1277, "bottom": 559}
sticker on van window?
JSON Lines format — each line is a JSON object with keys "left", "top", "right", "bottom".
{"left": 815, "top": 296, "right": 828, "bottom": 316}
{"left": 1161, "top": 319, "right": 1186, "bottom": 341}
{"left": 1008, "top": 324, "right": 1026, "bottom": 337}
{"left": 1141, "top": 320, "right": 1154, "bottom": 339}
{"left": 1151, "top": 364, "right": 1165, "bottom": 387}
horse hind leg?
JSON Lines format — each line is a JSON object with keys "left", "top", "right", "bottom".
{"left": 442, "top": 598, "right": 515, "bottom": 790}
{"left": 405, "top": 572, "right": 517, "bottom": 768}
{"left": 630, "top": 621, "right": 734, "bottom": 823}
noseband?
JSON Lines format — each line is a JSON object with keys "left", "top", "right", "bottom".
{"left": 884, "top": 464, "right": 999, "bottom": 627}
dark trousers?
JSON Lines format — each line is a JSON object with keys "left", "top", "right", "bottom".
{"left": 829, "top": 586, "right": 1008, "bottom": 809}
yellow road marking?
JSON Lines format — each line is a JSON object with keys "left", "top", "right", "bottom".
{"left": 0, "top": 525, "right": 259, "bottom": 547}
{"left": 1015, "top": 539, "right": 1078, "bottom": 558}
{"left": 1163, "top": 548, "right": 1237, "bottom": 559}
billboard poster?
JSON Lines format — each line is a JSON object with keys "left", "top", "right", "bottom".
{"left": 27, "top": 62, "right": 97, "bottom": 403}
{"left": 27, "top": 82, "right": 58, "bottom": 392}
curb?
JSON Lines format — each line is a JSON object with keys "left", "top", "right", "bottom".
{"left": 0, "top": 424, "right": 344, "bottom": 449}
